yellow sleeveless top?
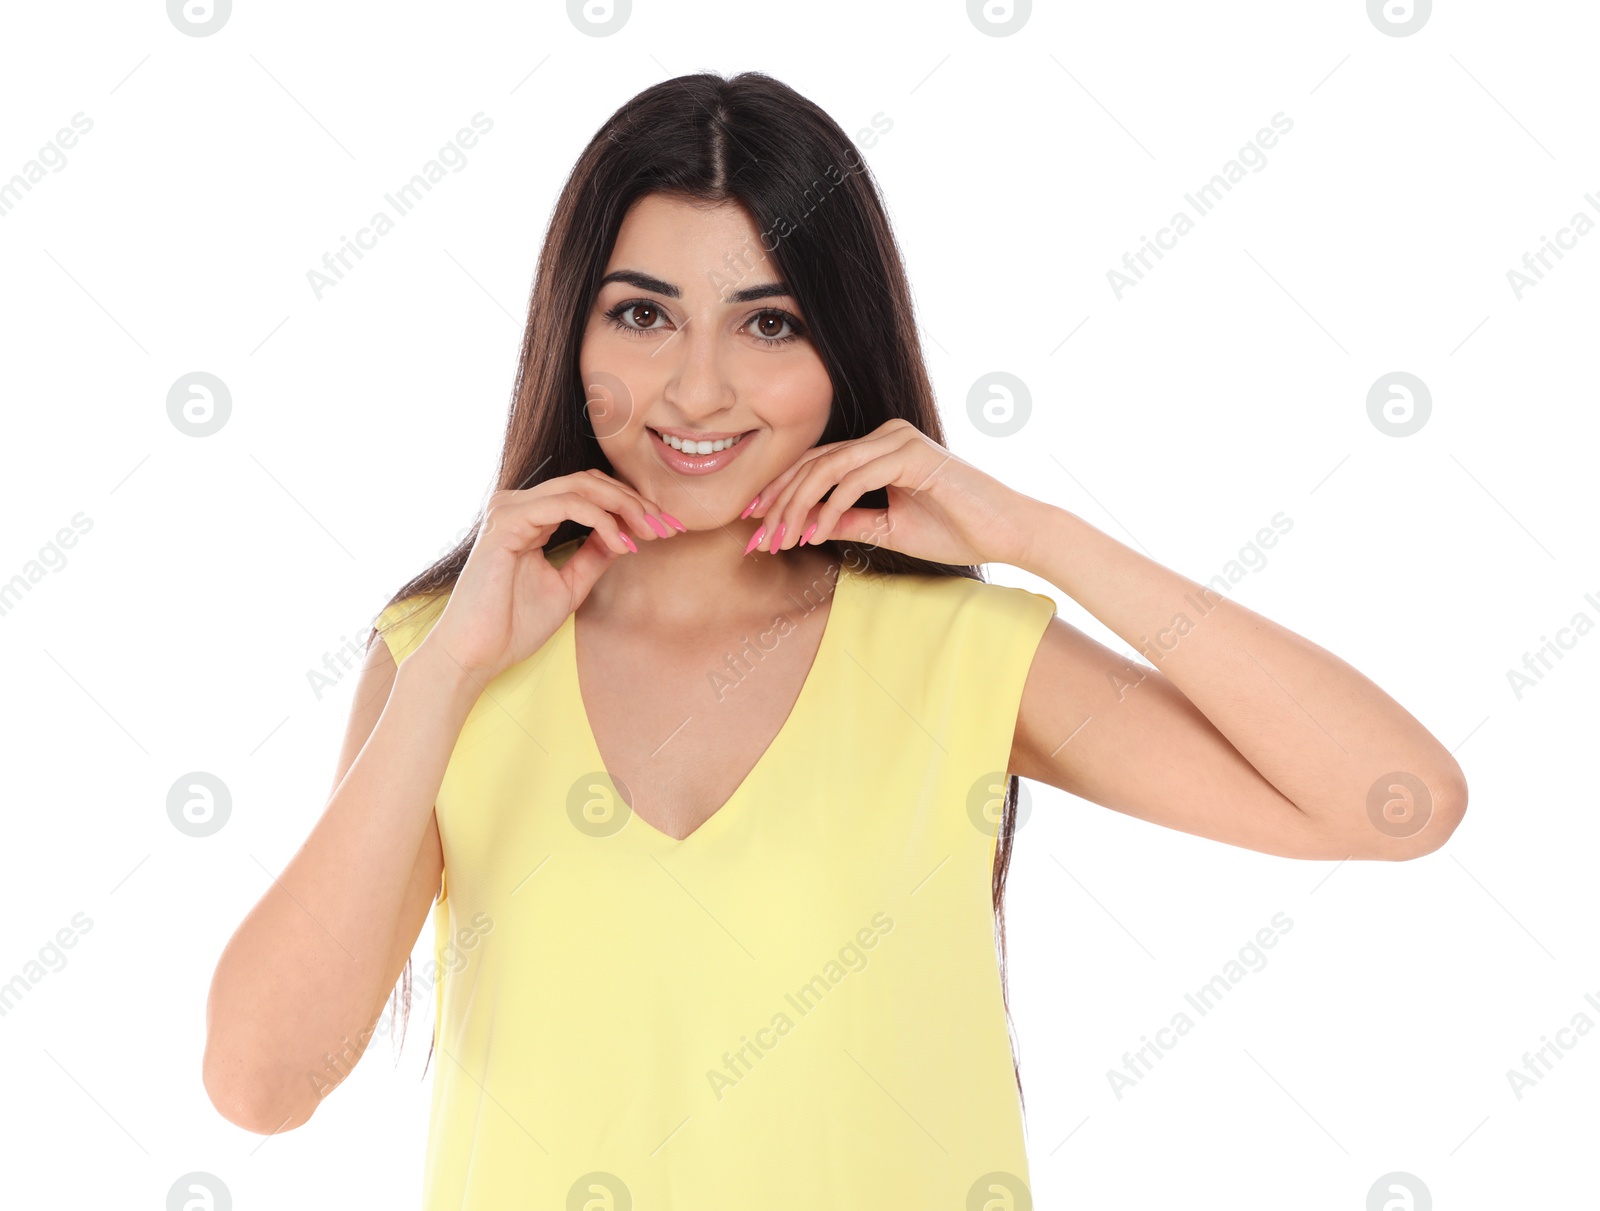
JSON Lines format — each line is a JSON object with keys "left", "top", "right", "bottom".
{"left": 375, "top": 539, "right": 1057, "bottom": 1208}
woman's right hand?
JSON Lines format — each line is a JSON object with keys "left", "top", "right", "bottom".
{"left": 416, "top": 470, "right": 682, "bottom": 685}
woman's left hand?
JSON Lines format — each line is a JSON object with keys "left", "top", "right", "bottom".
{"left": 747, "top": 418, "right": 1037, "bottom": 567}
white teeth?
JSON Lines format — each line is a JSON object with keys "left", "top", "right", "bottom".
{"left": 658, "top": 430, "right": 744, "bottom": 455}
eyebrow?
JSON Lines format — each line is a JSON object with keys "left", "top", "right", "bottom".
{"left": 597, "top": 269, "right": 793, "bottom": 305}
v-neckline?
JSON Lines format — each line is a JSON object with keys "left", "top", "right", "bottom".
{"left": 566, "top": 559, "right": 853, "bottom": 846}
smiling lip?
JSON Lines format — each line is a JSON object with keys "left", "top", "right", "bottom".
{"left": 648, "top": 427, "right": 755, "bottom": 476}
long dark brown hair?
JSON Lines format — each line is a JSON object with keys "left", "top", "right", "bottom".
{"left": 367, "top": 70, "right": 1031, "bottom": 1112}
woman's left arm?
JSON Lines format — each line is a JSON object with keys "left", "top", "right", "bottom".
{"left": 748, "top": 418, "right": 1468, "bottom": 862}
{"left": 1004, "top": 497, "right": 1469, "bottom": 861}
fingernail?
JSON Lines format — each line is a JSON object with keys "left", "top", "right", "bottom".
{"left": 620, "top": 533, "right": 637, "bottom": 553}
{"left": 768, "top": 522, "right": 786, "bottom": 553}
{"left": 660, "top": 511, "right": 687, "bottom": 532}
{"left": 644, "top": 513, "right": 670, "bottom": 537}
{"left": 740, "top": 496, "right": 760, "bottom": 519}
{"left": 743, "top": 526, "right": 765, "bottom": 555}
{"left": 800, "top": 522, "right": 817, "bottom": 547}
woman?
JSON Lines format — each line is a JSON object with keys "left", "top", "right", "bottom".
{"left": 203, "top": 71, "right": 1468, "bottom": 1207}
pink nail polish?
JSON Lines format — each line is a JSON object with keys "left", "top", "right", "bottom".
{"left": 800, "top": 522, "right": 817, "bottom": 546}
{"left": 768, "top": 522, "right": 786, "bottom": 553}
{"left": 743, "top": 526, "right": 765, "bottom": 555}
{"left": 644, "top": 513, "right": 670, "bottom": 537}
{"left": 660, "top": 511, "right": 687, "bottom": 532}
{"left": 620, "top": 533, "right": 637, "bottom": 553}
{"left": 740, "top": 496, "right": 760, "bottom": 520}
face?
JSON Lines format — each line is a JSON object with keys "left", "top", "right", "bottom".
{"left": 578, "top": 193, "right": 833, "bottom": 525}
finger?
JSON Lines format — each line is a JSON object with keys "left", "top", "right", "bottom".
{"left": 748, "top": 440, "right": 848, "bottom": 519}
{"left": 559, "top": 529, "right": 624, "bottom": 601}
{"left": 764, "top": 450, "right": 851, "bottom": 553}
{"left": 797, "top": 451, "right": 905, "bottom": 553}
{"left": 808, "top": 505, "right": 887, "bottom": 550}
{"left": 577, "top": 468, "right": 682, "bottom": 536}
{"left": 751, "top": 420, "right": 915, "bottom": 520}
{"left": 758, "top": 444, "right": 871, "bottom": 553}
{"left": 499, "top": 491, "right": 634, "bottom": 556}
{"left": 570, "top": 475, "right": 671, "bottom": 542}
{"left": 769, "top": 432, "right": 910, "bottom": 552}
{"left": 527, "top": 475, "right": 668, "bottom": 544}
{"left": 551, "top": 493, "right": 641, "bottom": 555}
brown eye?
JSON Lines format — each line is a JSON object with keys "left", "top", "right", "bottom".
{"left": 603, "top": 299, "right": 669, "bottom": 336}
{"left": 745, "top": 309, "right": 804, "bottom": 344}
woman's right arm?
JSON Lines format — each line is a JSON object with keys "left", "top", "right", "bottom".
{"left": 201, "top": 632, "right": 478, "bottom": 1135}
{"left": 200, "top": 472, "right": 675, "bottom": 1135}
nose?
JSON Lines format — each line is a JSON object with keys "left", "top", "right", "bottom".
{"left": 661, "top": 316, "right": 736, "bottom": 421}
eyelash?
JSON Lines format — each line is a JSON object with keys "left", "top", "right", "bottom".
{"left": 602, "top": 299, "right": 808, "bottom": 346}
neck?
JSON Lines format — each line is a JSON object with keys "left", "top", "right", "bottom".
{"left": 578, "top": 529, "right": 839, "bottom": 630}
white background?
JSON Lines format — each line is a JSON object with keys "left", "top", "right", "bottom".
{"left": 1, "top": 1, "right": 1595, "bottom": 1207}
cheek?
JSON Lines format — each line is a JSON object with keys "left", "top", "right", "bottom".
{"left": 758, "top": 360, "right": 833, "bottom": 433}
{"left": 579, "top": 334, "right": 658, "bottom": 441}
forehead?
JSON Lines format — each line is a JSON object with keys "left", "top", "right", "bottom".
{"left": 604, "top": 193, "right": 775, "bottom": 288}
